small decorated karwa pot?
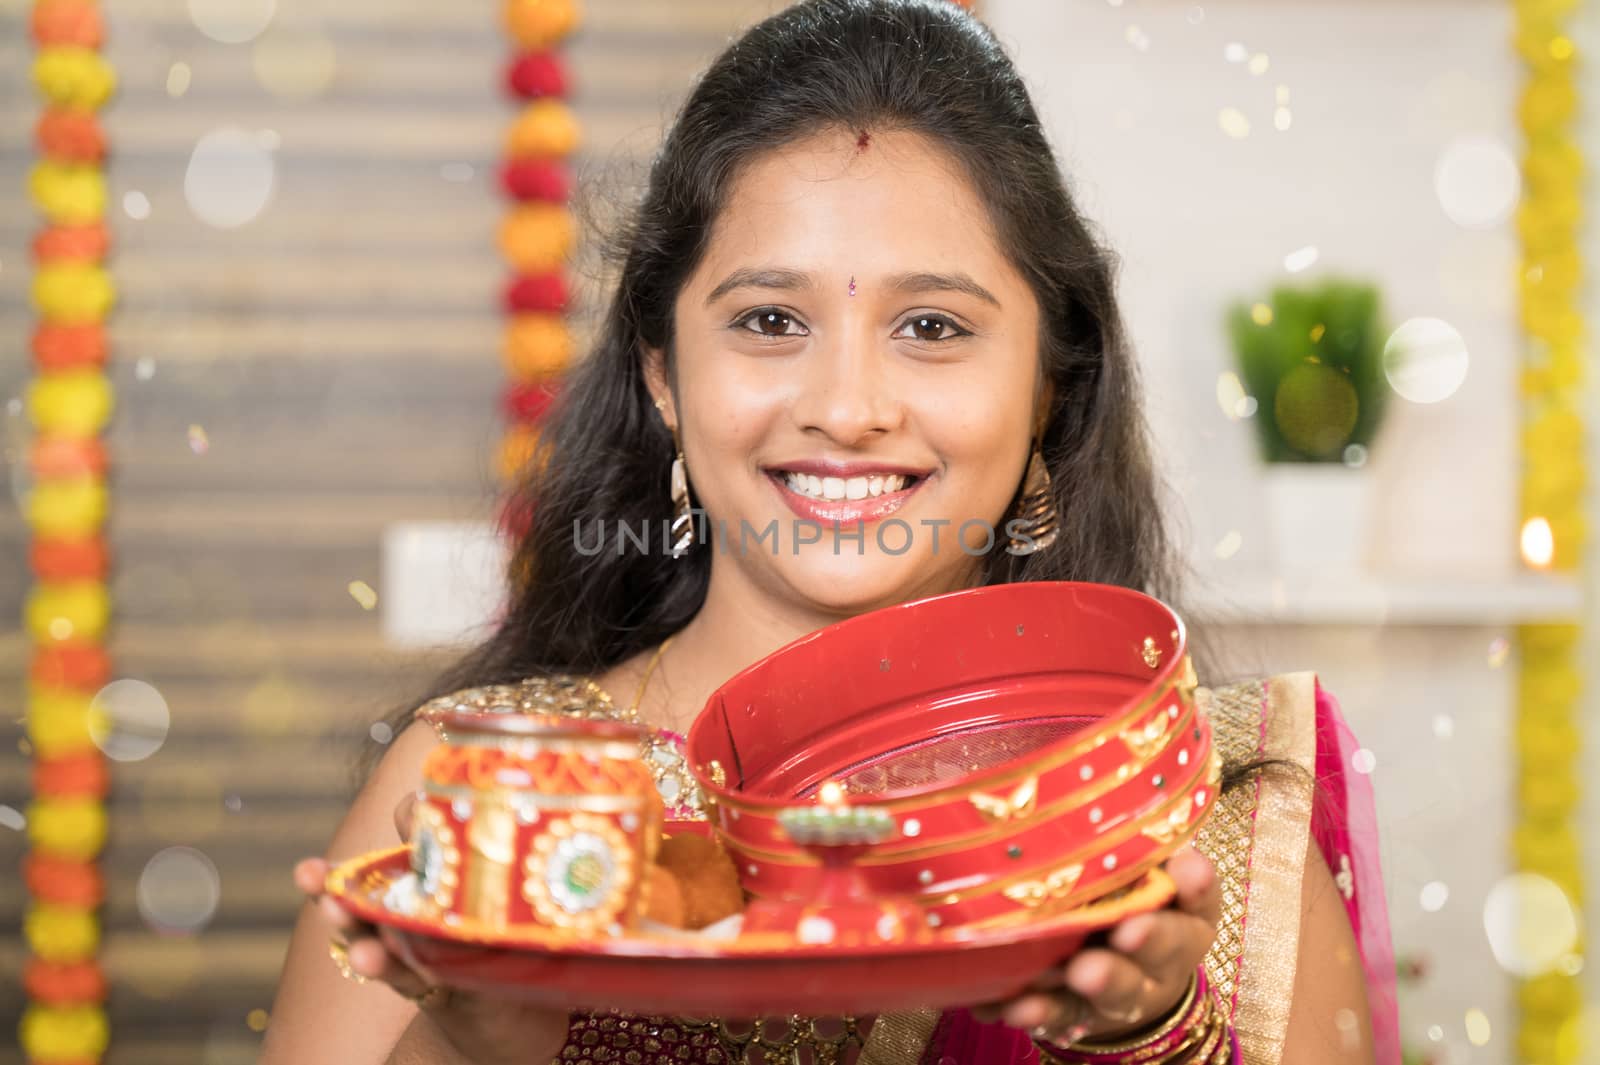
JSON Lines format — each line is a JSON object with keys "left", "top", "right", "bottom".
{"left": 412, "top": 710, "right": 663, "bottom": 936}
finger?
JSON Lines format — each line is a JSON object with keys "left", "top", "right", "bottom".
{"left": 1109, "top": 911, "right": 1198, "bottom": 976}
{"left": 318, "top": 894, "right": 376, "bottom": 940}
{"left": 394, "top": 792, "right": 418, "bottom": 842}
{"left": 294, "top": 858, "right": 330, "bottom": 897}
{"left": 999, "top": 989, "right": 1089, "bottom": 1035}
{"left": 1064, "top": 948, "right": 1155, "bottom": 1024}
{"left": 1167, "top": 847, "right": 1220, "bottom": 924}
{"left": 345, "top": 936, "right": 435, "bottom": 1001}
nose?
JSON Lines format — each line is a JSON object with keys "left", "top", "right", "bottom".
{"left": 789, "top": 328, "right": 905, "bottom": 446}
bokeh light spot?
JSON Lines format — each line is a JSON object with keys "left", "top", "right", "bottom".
{"left": 89, "top": 679, "right": 171, "bottom": 762}
{"left": 1351, "top": 748, "right": 1376, "bottom": 775}
{"left": 1420, "top": 881, "right": 1449, "bottom": 912}
{"left": 1435, "top": 136, "right": 1519, "bottom": 229}
{"left": 1219, "top": 108, "right": 1251, "bottom": 138}
{"left": 185, "top": 128, "right": 277, "bottom": 229}
{"left": 1487, "top": 636, "right": 1510, "bottom": 668}
{"left": 188, "top": 0, "right": 275, "bottom": 43}
{"left": 1213, "top": 530, "right": 1242, "bottom": 561}
{"left": 167, "top": 62, "right": 192, "bottom": 97}
{"left": 1283, "top": 246, "right": 1318, "bottom": 273}
{"left": 123, "top": 191, "right": 151, "bottom": 220}
{"left": 253, "top": 26, "right": 337, "bottom": 98}
{"left": 1464, "top": 1008, "right": 1491, "bottom": 1047}
{"left": 138, "top": 846, "right": 223, "bottom": 935}
{"left": 1383, "top": 317, "right": 1469, "bottom": 404}
{"left": 348, "top": 580, "right": 378, "bottom": 611}
{"left": 1520, "top": 517, "right": 1555, "bottom": 569}
{"left": 1482, "top": 872, "right": 1581, "bottom": 977}
{"left": 0, "top": 805, "right": 25, "bottom": 831}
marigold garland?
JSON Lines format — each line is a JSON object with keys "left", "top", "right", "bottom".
{"left": 497, "top": 0, "right": 581, "bottom": 493}
{"left": 24, "top": 0, "right": 113, "bottom": 1060}
{"left": 1511, "top": 0, "right": 1585, "bottom": 1061}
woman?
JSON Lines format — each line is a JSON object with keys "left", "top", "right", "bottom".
{"left": 261, "top": 1, "right": 1397, "bottom": 1062}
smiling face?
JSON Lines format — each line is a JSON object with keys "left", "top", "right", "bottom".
{"left": 647, "top": 126, "right": 1044, "bottom": 618}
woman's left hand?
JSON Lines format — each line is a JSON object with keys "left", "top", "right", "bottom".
{"left": 970, "top": 846, "right": 1222, "bottom": 1046}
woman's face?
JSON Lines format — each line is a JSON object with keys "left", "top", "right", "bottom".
{"left": 650, "top": 127, "right": 1043, "bottom": 616}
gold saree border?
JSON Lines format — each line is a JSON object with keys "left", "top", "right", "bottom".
{"left": 858, "top": 1008, "right": 942, "bottom": 1065}
{"left": 1228, "top": 671, "right": 1317, "bottom": 1064}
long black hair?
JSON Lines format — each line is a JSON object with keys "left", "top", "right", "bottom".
{"left": 366, "top": 0, "right": 1191, "bottom": 767}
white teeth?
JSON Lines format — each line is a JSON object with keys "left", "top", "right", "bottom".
{"left": 780, "top": 471, "right": 916, "bottom": 500}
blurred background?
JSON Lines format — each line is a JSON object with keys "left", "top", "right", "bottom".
{"left": 1, "top": 0, "right": 1594, "bottom": 1063}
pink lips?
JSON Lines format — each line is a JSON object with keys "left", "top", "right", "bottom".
{"left": 764, "top": 467, "right": 928, "bottom": 525}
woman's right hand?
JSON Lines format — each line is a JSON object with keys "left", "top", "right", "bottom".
{"left": 291, "top": 792, "right": 572, "bottom": 1065}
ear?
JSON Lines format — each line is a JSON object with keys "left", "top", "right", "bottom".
{"left": 641, "top": 344, "right": 677, "bottom": 431}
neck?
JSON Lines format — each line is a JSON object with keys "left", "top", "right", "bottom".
{"left": 651, "top": 552, "right": 982, "bottom": 733}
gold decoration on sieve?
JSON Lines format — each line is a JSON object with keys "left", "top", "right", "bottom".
{"left": 1120, "top": 713, "right": 1172, "bottom": 761}
{"left": 1140, "top": 797, "right": 1197, "bottom": 845}
{"left": 702, "top": 760, "right": 727, "bottom": 788}
{"left": 1001, "top": 861, "right": 1085, "bottom": 908}
{"left": 967, "top": 775, "right": 1039, "bottom": 822}
{"left": 1141, "top": 637, "right": 1162, "bottom": 669}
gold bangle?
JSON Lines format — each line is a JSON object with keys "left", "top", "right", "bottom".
{"left": 1062, "top": 969, "right": 1200, "bottom": 1054}
{"left": 328, "top": 938, "right": 370, "bottom": 985}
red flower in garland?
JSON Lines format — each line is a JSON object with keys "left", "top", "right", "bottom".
{"left": 503, "top": 272, "right": 569, "bottom": 313}
{"left": 500, "top": 158, "right": 571, "bottom": 202}
{"left": 32, "top": 323, "right": 107, "bottom": 370}
{"left": 506, "top": 51, "right": 568, "bottom": 98}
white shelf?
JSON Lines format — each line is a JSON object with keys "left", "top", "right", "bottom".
{"left": 1184, "top": 571, "right": 1584, "bottom": 626}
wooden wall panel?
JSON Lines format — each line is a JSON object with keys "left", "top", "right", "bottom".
{"left": 0, "top": 1, "right": 783, "bottom": 1060}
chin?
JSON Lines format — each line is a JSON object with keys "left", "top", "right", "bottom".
{"left": 774, "top": 548, "right": 962, "bottom": 617}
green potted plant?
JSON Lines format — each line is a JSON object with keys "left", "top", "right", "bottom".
{"left": 1226, "top": 278, "right": 1388, "bottom": 570}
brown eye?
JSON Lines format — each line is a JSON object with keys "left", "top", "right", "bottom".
{"left": 755, "top": 311, "right": 793, "bottom": 335}
{"left": 896, "top": 314, "right": 966, "bottom": 342}
{"left": 737, "top": 308, "right": 804, "bottom": 338}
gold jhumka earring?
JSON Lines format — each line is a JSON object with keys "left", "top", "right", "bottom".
{"left": 656, "top": 397, "right": 695, "bottom": 556}
{"left": 1006, "top": 443, "right": 1059, "bottom": 555}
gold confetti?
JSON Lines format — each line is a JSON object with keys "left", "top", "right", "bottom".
{"left": 1487, "top": 637, "right": 1510, "bottom": 668}
{"left": 1465, "top": 1008, "right": 1491, "bottom": 1046}
{"left": 1214, "top": 530, "right": 1242, "bottom": 560}
{"left": 1310, "top": 323, "right": 1327, "bottom": 343}
{"left": 247, "top": 1008, "right": 270, "bottom": 1032}
{"left": 347, "top": 580, "right": 378, "bottom": 611}
{"left": 188, "top": 424, "right": 209, "bottom": 455}
{"left": 167, "top": 62, "right": 192, "bottom": 97}
{"left": 1219, "top": 107, "right": 1251, "bottom": 139}
{"left": 1250, "top": 302, "right": 1273, "bottom": 326}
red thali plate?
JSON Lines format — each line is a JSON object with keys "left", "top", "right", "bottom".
{"left": 327, "top": 846, "right": 1175, "bottom": 1016}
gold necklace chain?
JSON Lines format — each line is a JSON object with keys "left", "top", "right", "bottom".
{"left": 627, "top": 635, "right": 675, "bottom": 721}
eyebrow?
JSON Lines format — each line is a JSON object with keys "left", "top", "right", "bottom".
{"left": 704, "top": 267, "right": 1001, "bottom": 309}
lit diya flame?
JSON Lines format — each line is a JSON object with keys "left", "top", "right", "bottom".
{"left": 817, "top": 780, "right": 847, "bottom": 807}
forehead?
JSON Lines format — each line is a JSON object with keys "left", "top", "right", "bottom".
{"left": 698, "top": 126, "right": 1011, "bottom": 274}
